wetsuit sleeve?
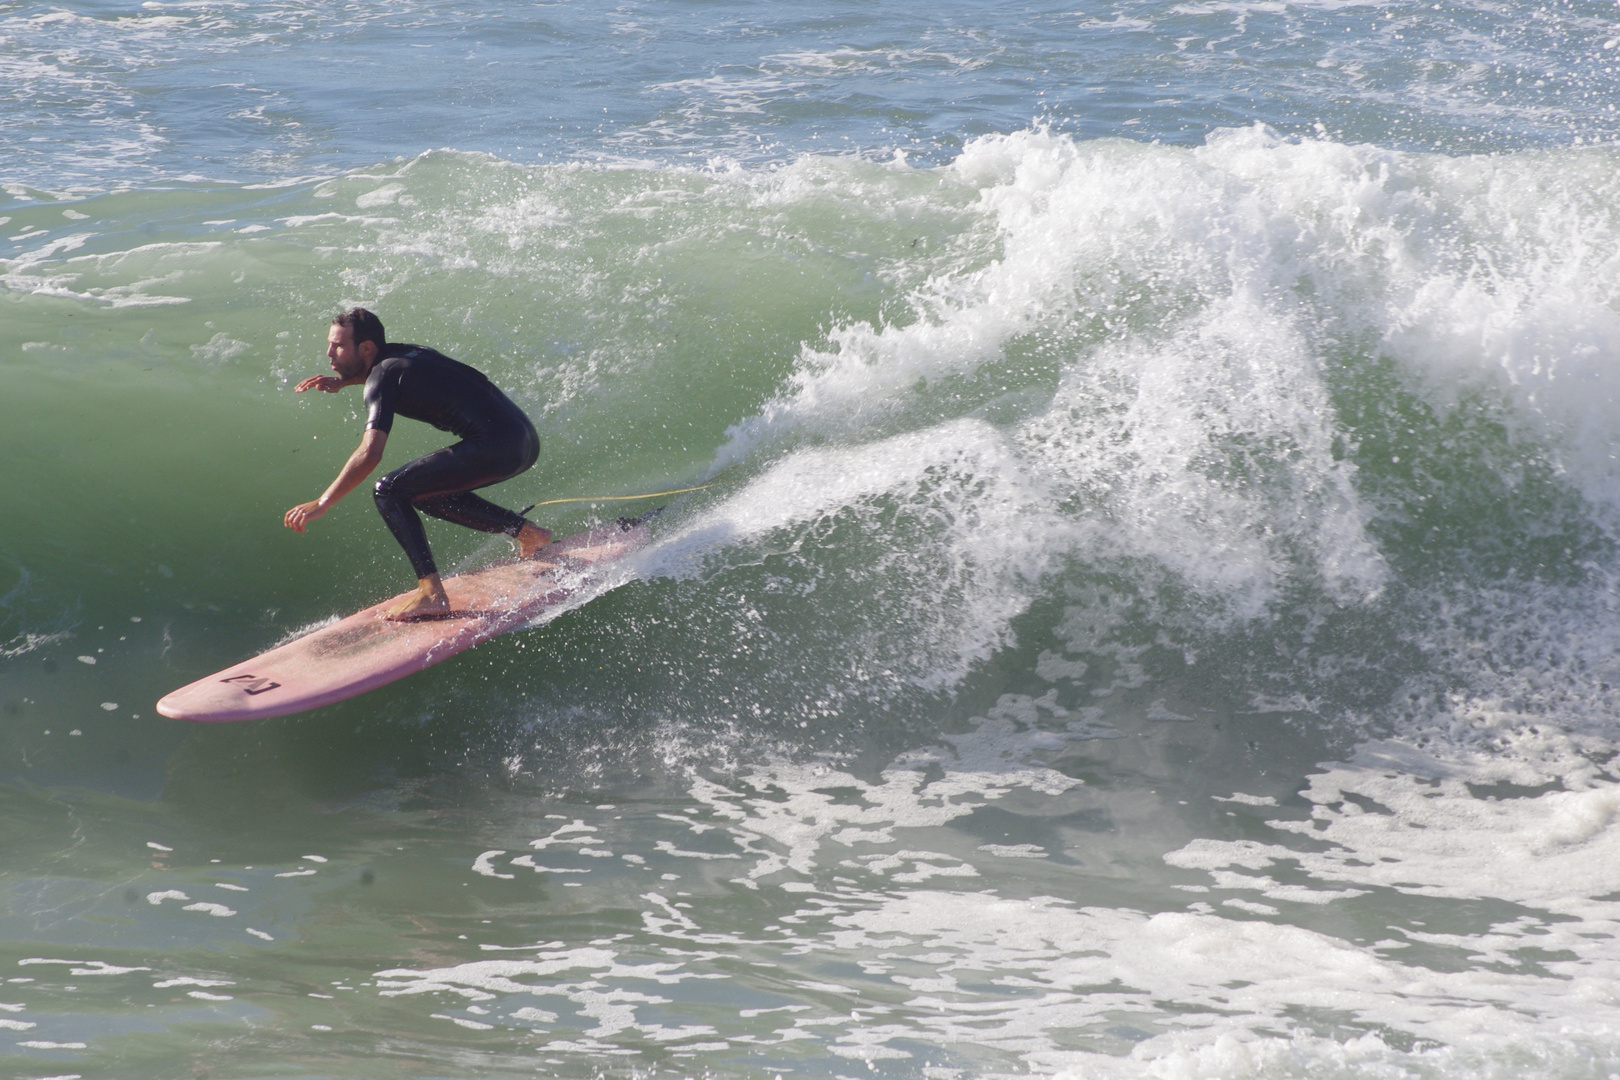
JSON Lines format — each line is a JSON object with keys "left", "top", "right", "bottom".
{"left": 363, "top": 363, "right": 397, "bottom": 433}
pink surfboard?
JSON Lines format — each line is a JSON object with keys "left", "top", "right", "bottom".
{"left": 156, "top": 514, "right": 657, "bottom": 722}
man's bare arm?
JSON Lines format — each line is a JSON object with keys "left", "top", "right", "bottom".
{"left": 284, "top": 428, "right": 389, "bottom": 533}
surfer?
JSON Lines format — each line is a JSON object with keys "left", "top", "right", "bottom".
{"left": 283, "top": 308, "right": 553, "bottom": 619}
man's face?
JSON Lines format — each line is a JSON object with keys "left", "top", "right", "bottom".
{"left": 326, "top": 324, "right": 374, "bottom": 380}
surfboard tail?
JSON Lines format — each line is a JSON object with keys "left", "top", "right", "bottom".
{"left": 617, "top": 506, "right": 664, "bottom": 531}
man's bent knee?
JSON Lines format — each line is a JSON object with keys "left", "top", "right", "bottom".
{"left": 373, "top": 471, "right": 405, "bottom": 511}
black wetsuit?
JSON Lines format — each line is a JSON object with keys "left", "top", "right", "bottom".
{"left": 364, "top": 343, "right": 539, "bottom": 579}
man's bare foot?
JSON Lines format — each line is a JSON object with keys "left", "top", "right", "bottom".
{"left": 516, "top": 522, "right": 553, "bottom": 559}
{"left": 382, "top": 576, "right": 451, "bottom": 620}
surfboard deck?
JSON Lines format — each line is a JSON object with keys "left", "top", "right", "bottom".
{"left": 156, "top": 514, "right": 657, "bottom": 722}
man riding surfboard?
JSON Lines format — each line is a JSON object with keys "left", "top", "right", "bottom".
{"left": 283, "top": 308, "right": 552, "bottom": 619}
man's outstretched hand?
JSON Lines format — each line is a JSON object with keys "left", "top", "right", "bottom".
{"left": 296, "top": 375, "right": 346, "bottom": 393}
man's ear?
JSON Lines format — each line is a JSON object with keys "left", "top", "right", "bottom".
{"left": 359, "top": 339, "right": 379, "bottom": 365}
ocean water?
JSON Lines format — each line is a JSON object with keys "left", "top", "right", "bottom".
{"left": 6, "top": 1, "right": 1620, "bottom": 1077}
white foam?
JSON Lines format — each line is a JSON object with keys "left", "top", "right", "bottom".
{"left": 189, "top": 332, "right": 250, "bottom": 364}
{"left": 471, "top": 851, "right": 514, "bottom": 879}
{"left": 640, "top": 692, "right": 1092, "bottom": 885}
{"left": 661, "top": 130, "right": 1609, "bottom": 708}
{"left": 19, "top": 959, "right": 148, "bottom": 976}
{"left": 18, "top": 1041, "right": 87, "bottom": 1050}
{"left": 678, "top": 129, "right": 1453, "bottom": 693}
{"left": 376, "top": 949, "right": 620, "bottom": 999}
{"left": 1372, "top": 151, "right": 1620, "bottom": 510}
{"left": 0, "top": 631, "right": 69, "bottom": 660}
{"left": 657, "top": 419, "right": 1076, "bottom": 686}
{"left": 354, "top": 183, "right": 406, "bottom": 209}
{"left": 153, "top": 977, "right": 233, "bottom": 988}
{"left": 1185, "top": 737, "right": 1620, "bottom": 909}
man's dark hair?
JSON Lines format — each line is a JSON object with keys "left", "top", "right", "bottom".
{"left": 332, "top": 307, "right": 386, "bottom": 350}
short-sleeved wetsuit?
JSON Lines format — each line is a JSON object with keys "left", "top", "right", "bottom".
{"left": 364, "top": 343, "right": 540, "bottom": 579}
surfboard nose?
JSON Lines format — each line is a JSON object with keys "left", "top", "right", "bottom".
{"left": 157, "top": 668, "right": 289, "bottom": 722}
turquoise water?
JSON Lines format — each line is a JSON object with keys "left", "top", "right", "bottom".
{"left": 8, "top": 2, "right": 1620, "bottom": 1078}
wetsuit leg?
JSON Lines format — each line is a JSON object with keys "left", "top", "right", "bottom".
{"left": 414, "top": 490, "right": 530, "bottom": 534}
{"left": 373, "top": 432, "right": 539, "bottom": 578}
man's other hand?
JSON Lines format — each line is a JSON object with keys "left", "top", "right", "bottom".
{"left": 284, "top": 501, "right": 327, "bottom": 532}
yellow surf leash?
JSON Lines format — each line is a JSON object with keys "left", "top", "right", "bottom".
{"left": 518, "top": 483, "right": 715, "bottom": 516}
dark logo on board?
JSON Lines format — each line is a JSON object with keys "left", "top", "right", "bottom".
{"left": 221, "top": 673, "right": 281, "bottom": 696}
